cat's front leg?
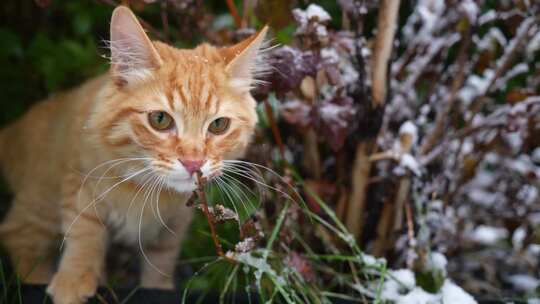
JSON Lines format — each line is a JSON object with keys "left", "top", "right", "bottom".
{"left": 140, "top": 209, "right": 193, "bottom": 289}
{"left": 47, "top": 189, "right": 107, "bottom": 304}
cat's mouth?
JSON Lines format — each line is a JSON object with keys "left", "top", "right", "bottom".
{"left": 165, "top": 176, "right": 198, "bottom": 193}
{"left": 164, "top": 169, "right": 221, "bottom": 193}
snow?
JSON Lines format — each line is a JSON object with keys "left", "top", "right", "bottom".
{"left": 400, "top": 121, "right": 418, "bottom": 145}
{"left": 529, "top": 244, "right": 540, "bottom": 256}
{"left": 496, "top": 63, "right": 529, "bottom": 88}
{"left": 476, "top": 28, "right": 507, "bottom": 51}
{"left": 517, "top": 185, "right": 538, "bottom": 205}
{"left": 512, "top": 226, "right": 527, "bottom": 250}
{"left": 532, "top": 147, "right": 540, "bottom": 163}
{"left": 362, "top": 254, "right": 386, "bottom": 267}
{"left": 381, "top": 269, "right": 477, "bottom": 304}
{"left": 293, "top": 4, "right": 331, "bottom": 30}
{"left": 319, "top": 102, "right": 356, "bottom": 128}
{"left": 321, "top": 47, "right": 339, "bottom": 64}
{"left": 401, "top": 153, "right": 421, "bottom": 176}
{"left": 426, "top": 252, "right": 447, "bottom": 275}
{"left": 417, "top": 0, "right": 445, "bottom": 34}
{"left": 458, "top": 69, "right": 494, "bottom": 105}
{"left": 506, "top": 274, "right": 540, "bottom": 292}
{"left": 235, "top": 237, "right": 256, "bottom": 253}
{"left": 306, "top": 4, "right": 331, "bottom": 22}
{"left": 527, "top": 30, "right": 540, "bottom": 57}
{"left": 478, "top": 9, "right": 497, "bottom": 25}
{"left": 471, "top": 225, "right": 509, "bottom": 245}
{"left": 529, "top": 299, "right": 540, "bottom": 304}
{"left": 230, "top": 251, "right": 286, "bottom": 287}
{"left": 397, "top": 287, "right": 438, "bottom": 304}
{"left": 461, "top": 139, "right": 474, "bottom": 154}
{"left": 440, "top": 280, "right": 477, "bottom": 304}
{"left": 460, "top": 0, "right": 478, "bottom": 22}
{"left": 468, "top": 189, "right": 499, "bottom": 206}
{"left": 382, "top": 269, "right": 416, "bottom": 299}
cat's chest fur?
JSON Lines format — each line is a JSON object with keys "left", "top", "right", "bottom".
{"left": 107, "top": 208, "right": 162, "bottom": 244}
{"left": 93, "top": 181, "right": 192, "bottom": 246}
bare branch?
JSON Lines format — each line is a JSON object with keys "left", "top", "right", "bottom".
{"left": 371, "top": 0, "right": 401, "bottom": 106}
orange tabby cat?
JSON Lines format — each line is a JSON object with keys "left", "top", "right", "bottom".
{"left": 0, "top": 6, "right": 267, "bottom": 304}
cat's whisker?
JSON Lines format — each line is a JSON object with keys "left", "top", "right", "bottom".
{"left": 126, "top": 172, "right": 157, "bottom": 216}
{"left": 221, "top": 163, "right": 265, "bottom": 201}
{"left": 219, "top": 172, "right": 258, "bottom": 212}
{"left": 92, "top": 158, "right": 151, "bottom": 200}
{"left": 147, "top": 174, "right": 162, "bottom": 224}
{"left": 222, "top": 160, "right": 303, "bottom": 204}
{"left": 61, "top": 166, "right": 151, "bottom": 250}
{"left": 217, "top": 177, "right": 251, "bottom": 217}
{"left": 76, "top": 157, "right": 151, "bottom": 207}
{"left": 221, "top": 165, "right": 294, "bottom": 202}
{"left": 153, "top": 175, "right": 176, "bottom": 235}
{"left": 92, "top": 167, "right": 153, "bottom": 206}
{"left": 138, "top": 174, "right": 169, "bottom": 278}
{"left": 213, "top": 176, "right": 242, "bottom": 228}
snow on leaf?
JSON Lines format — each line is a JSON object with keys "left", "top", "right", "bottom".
{"left": 235, "top": 237, "right": 256, "bottom": 253}
{"left": 400, "top": 154, "right": 422, "bottom": 176}
{"left": 506, "top": 274, "right": 540, "bottom": 292}
{"left": 281, "top": 98, "right": 313, "bottom": 128}
{"left": 440, "top": 280, "right": 477, "bottom": 304}
{"left": 318, "top": 96, "right": 356, "bottom": 151}
{"left": 426, "top": 252, "right": 447, "bottom": 276}
{"left": 470, "top": 225, "right": 509, "bottom": 245}
{"left": 306, "top": 4, "right": 331, "bottom": 23}
{"left": 460, "top": 0, "right": 479, "bottom": 22}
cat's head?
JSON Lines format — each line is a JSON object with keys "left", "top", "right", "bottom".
{"left": 91, "top": 6, "right": 269, "bottom": 192}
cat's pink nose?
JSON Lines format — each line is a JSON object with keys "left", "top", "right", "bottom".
{"left": 180, "top": 159, "right": 204, "bottom": 175}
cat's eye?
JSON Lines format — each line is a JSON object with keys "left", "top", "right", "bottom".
{"left": 148, "top": 111, "right": 174, "bottom": 131}
{"left": 208, "top": 117, "right": 231, "bottom": 135}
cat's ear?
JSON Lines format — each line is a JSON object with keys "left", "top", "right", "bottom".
{"left": 109, "top": 6, "right": 162, "bottom": 86}
{"left": 221, "top": 26, "right": 270, "bottom": 89}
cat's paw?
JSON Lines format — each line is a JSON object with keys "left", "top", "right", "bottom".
{"left": 46, "top": 269, "right": 98, "bottom": 304}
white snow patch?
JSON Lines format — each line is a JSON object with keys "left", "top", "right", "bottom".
{"left": 459, "top": 69, "right": 494, "bottom": 105}
{"left": 400, "top": 154, "right": 422, "bottom": 176}
{"left": 426, "top": 252, "right": 447, "bottom": 275}
{"left": 471, "top": 225, "right": 509, "bottom": 245}
{"left": 440, "top": 280, "right": 477, "bottom": 304}
{"left": 472, "top": 171, "right": 495, "bottom": 187}
{"left": 461, "top": 0, "right": 479, "bottom": 22}
{"left": 235, "top": 237, "right": 256, "bottom": 253}
{"left": 321, "top": 47, "right": 339, "bottom": 64}
{"left": 381, "top": 269, "right": 477, "bottom": 304}
{"left": 528, "top": 244, "right": 540, "bottom": 256}
{"left": 230, "top": 251, "right": 286, "bottom": 287}
{"left": 507, "top": 274, "right": 540, "bottom": 292}
{"left": 512, "top": 226, "right": 527, "bottom": 250}
{"left": 400, "top": 121, "right": 418, "bottom": 145}
{"left": 468, "top": 189, "right": 499, "bottom": 206}
{"left": 532, "top": 147, "right": 540, "bottom": 163}
{"left": 517, "top": 185, "right": 538, "bottom": 205}
{"left": 479, "top": 9, "right": 497, "bottom": 25}
{"left": 319, "top": 103, "right": 356, "bottom": 128}
{"left": 381, "top": 269, "right": 416, "bottom": 300}
{"left": 306, "top": 4, "right": 331, "bottom": 22}
{"left": 527, "top": 30, "right": 540, "bottom": 57}
{"left": 417, "top": 0, "right": 445, "bottom": 34}
{"left": 496, "top": 63, "right": 529, "bottom": 89}
{"left": 362, "top": 254, "right": 385, "bottom": 267}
